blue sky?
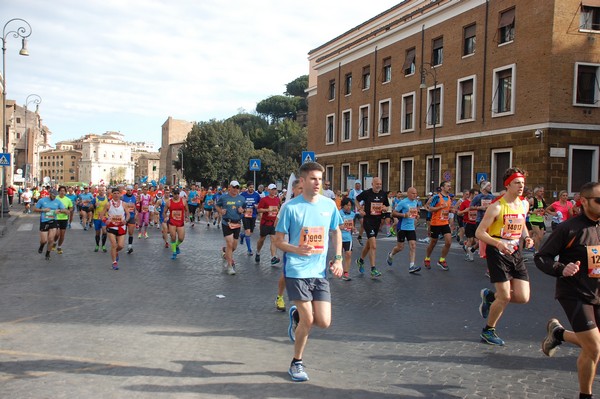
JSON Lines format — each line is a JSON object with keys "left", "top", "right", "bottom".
{"left": 3, "top": 1, "right": 400, "bottom": 148}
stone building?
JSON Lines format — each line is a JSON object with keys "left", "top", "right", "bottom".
{"left": 133, "top": 151, "right": 160, "bottom": 184}
{"left": 307, "top": 0, "right": 600, "bottom": 196}
{"left": 159, "top": 116, "right": 193, "bottom": 185}
{"left": 39, "top": 148, "right": 82, "bottom": 185}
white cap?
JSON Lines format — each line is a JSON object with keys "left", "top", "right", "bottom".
{"left": 126, "top": 185, "right": 133, "bottom": 190}
{"left": 267, "top": 183, "right": 277, "bottom": 190}
{"left": 229, "top": 180, "right": 240, "bottom": 187}
{"left": 355, "top": 180, "right": 361, "bottom": 185}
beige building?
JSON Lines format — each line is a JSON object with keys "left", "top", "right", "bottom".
{"left": 134, "top": 152, "right": 160, "bottom": 184}
{"left": 159, "top": 116, "right": 193, "bottom": 185}
{"left": 307, "top": 0, "right": 600, "bottom": 197}
{"left": 39, "top": 149, "right": 82, "bottom": 185}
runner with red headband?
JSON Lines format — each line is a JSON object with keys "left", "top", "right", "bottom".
{"left": 475, "top": 167, "right": 534, "bottom": 346}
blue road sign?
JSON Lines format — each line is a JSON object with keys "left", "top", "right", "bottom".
{"left": 0, "top": 153, "right": 11, "bottom": 167}
{"left": 249, "top": 159, "right": 261, "bottom": 171}
{"left": 476, "top": 172, "right": 488, "bottom": 184}
{"left": 301, "top": 151, "right": 315, "bottom": 164}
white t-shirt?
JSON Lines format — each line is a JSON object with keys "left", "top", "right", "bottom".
{"left": 322, "top": 189, "right": 336, "bottom": 200}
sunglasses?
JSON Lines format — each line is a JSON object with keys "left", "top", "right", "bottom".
{"left": 231, "top": 185, "right": 240, "bottom": 189}
{"left": 586, "top": 197, "right": 600, "bottom": 204}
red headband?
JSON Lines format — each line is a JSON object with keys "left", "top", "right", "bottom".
{"left": 504, "top": 172, "right": 525, "bottom": 187}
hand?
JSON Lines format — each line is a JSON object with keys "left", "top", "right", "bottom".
{"left": 562, "top": 261, "right": 580, "bottom": 277}
{"left": 496, "top": 240, "right": 515, "bottom": 255}
{"left": 330, "top": 260, "right": 343, "bottom": 277}
{"left": 297, "top": 244, "right": 314, "bottom": 256}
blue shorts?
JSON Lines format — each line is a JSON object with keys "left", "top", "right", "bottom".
{"left": 93, "top": 219, "right": 106, "bottom": 230}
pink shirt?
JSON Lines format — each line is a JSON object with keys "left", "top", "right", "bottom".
{"left": 550, "top": 200, "right": 572, "bottom": 222}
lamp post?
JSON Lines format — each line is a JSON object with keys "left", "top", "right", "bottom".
{"left": 178, "top": 145, "right": 184, "bottom": 187}
{"left": 2, "top": 18, "right": 31, "bottom": 218}
{"left": 24, "top": 94, "right": 41, "bottom": 187}
{"left": 420, "top": 62, "right": 438, "bottom": 195}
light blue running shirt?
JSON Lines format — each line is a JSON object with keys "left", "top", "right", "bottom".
{"left": 395, "top": 198, "right": 419, "bottom": 231}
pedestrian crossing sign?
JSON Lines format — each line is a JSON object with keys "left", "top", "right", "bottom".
{"left": 0, "top": 153, "right": 11, "bottom": 167}
{"left": 249, "top": 159, "right": 261, "bottom": 171}
{"left": 301, "top": 151, "right": 315, "bottom": 164}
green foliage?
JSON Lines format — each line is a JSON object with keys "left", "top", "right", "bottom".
{"left": 256, "top": 95, "right": 301, "bottom": 123}
{"left": 285, "top": 75, "right": 308, "bottom": 98}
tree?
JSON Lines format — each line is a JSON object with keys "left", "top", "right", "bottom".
{"left": 285, "top": 75, "right": 308, "bottom": 98}
{"left": 256, "top": 95, "right": 301, "bottom": 124}
{"left": 173, "top": 120, "right": 254, "bottom": 187}
{"left": 242, "top": 147, "right": 299, "bottom": 185}
{"left": 227, "top": 113, "right": 270, "bottom": 149}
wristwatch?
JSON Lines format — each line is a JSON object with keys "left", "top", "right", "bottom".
{"left": 334, "top": 255, "right": 343, "bottom": 261}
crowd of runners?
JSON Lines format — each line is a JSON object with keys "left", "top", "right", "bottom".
{"left": 20, "top": 164, "right": 600, "bottom": 396}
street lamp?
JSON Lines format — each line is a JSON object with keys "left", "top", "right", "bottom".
{"left": 2, "top": 18, "right": 31, "bottom": 218}
{"left": 420, "top": 62, "right": 438, "bottom": 195}
{"left": 24, "top": 94, "right": 41, "bottom": 186}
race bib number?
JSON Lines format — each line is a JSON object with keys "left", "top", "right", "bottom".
{"left": 208, "top": 200, "right": 214, "bottom": 206}
{"left": 171, "top": 210, "right": 182, "bottom": 221}
{"left": 343, "top": 219, "right": 354, "bottom": 232}
{"left": 408, "top": 207, "right": 418, "bottom": 218}
{"left": 244, "top": 208, "right": 253, "bottom": 218}
{"left": 142, "top": 205, "right": 149, "bottom": 212}
{"left": 228, "top": 221, "right": 242, "bottom": 229}
{"left": 82, "top": 200, "right": 90, "bottom": 206}
{"left": 440, "top": 210, "right": 449, "bottom": 221}
{"left": 45, "top": 210, "right": 56, "bottom": 220}
{"left": 300, "top": 226, "right": 326, "bottom": 254}
{"left": 482, "top": 199, "right": 492, "bottom": 208}
{"left": 370, "top": 202, "right": 383, "bottom": 216}
{"left": 125, "top": 203, "right": 135, "bottom": 213}
{"left": 110, "top": 215, "right": 124, "bottom": 225}
{"left": 267, "top": 206, "right": 278, "bottom": 218}
{"left": 588, "top": 245, "right": 600, "bottom": 278}
{"left": 501, "top": 215, "right": 525, "bottom": 240}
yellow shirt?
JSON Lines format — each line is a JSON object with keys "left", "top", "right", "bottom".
{"left": 488, "top": 197, "right": 526, "bottom": 243}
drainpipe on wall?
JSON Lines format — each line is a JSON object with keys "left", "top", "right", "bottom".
{"left": 372, "top": 46, "right": 378, "bottom": 144}
{"left": 419, "top": 25, "right": 425, "bottom": 135}
{"left": 481, "top": 0, "right": 489, "bottom": 126}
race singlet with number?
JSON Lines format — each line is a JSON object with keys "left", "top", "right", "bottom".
{"left": 110, "top": 215, "right": 124, "bottom": 225}
{"left": 171, "top": 210, "right": 182, "bottom": 221}
{"left": 343, "top": 219, "right": 354, "bottom": 231}
{"left": 440, "top": 209, "right": 449, "bottom": 221}
{"left": 370, "top": 202, "right": 383, "bottom": 216}
{"left": 300, "top": 226, "right": 325, "bottom": 254}
{"left": 588, "top": 245, "right": 600, "bottom": 278}
{"left": 244, "top": 208, "right": 253, "bottom": 218}
{"left": 482, "top": 199, "right": 492, "bottom": 208}
{"left": 267, "top": 206, "right": 278, "bottom": 218}
{"left": 408, "top": 207, "right": 419, "bottom": 218}
{"left": 468, "top": 210, "right": 478, "bottom": 222}
{"left": 500, "top": 214, "right": 525, "bottom": 240}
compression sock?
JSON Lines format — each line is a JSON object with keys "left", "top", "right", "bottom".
{"left": 102, "top": 234, "right": 107, "bottom": 246}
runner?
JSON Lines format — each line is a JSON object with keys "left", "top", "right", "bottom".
{"left": 387, "top": 186, "right": 421, "bottom": 273}
{"left": 54, "top": 186, "right": 73, "bottom": 255}
{"left": 154, "top": 189, "right": 170, "bottom": 248}
{"left": 535, "top": 181, "right": 600, "bottom": 399}
{"left": 78, "top": 186, "right": 94, "bottom": 230}
{"left": 104, "top": 187, "right": 128, "bottom": 270}
{"left": 355, "top": 177, "right": 388, "bottom": 278}
{"left": 91, "top": 186, "right": 109, "bottom": 253}
{"left": 121, "top": 185, "right": 138, "bottom": 254}
{"left": 137, "top": 185, "right": 152, "bottom": 239}
{"left": 528, "top": 186, "right": 547, "bottom": 252}
{"left": 215, "top": 181, "right": 245, "bottom": 275}
{"left": 65, "top": 186, "right": 78, "bottom": 229}
{"left": 339, "top": 197, "right": 356, "bottom": 281}
{"left": 469, "top": 181, "right": 496, "bottom": 257}
{"left": 274, "top": 161, "right": 343, "bottom": 382}
{"left": 348, "top": 180, "right": 364, "bottom": 245}
{"left": 21, "top": 187, "right": 32, "bottom": 214}
{"left": 165, "top": 188, "right": 186, "bottom": 260}
{"left": 187, "top": 184, "right": 200, "bottom": 227}
{"left": 34, "top": 188, "right": 67, "bottom": 260}
{"left": 240, "top": 182, "right": 261, "bottom": 256}
{"left": 457, "top": 188, "right": 478, "bottom": 262}
{"left": 546, "top": 190, "right": 573, "bottom": 231}
{"left": 476, "top": 167, "right": 533, "bottom": 346}
{"left": 423, "top": 181, "right": 453, "bottom": 271}
{"left": 256, "top": 184, "right": 281, "bottom": 265}
{"left": 204, "top": 188, "right": 216, "bottom": 227}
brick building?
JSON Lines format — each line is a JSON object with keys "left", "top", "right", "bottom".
{"left": 39, "top": 149, "right": 82, "bottom": 185}
{"left": 159, "top": 116, "right": 193, "bottom": 185}
{"left": 307, "top": 0, "right": 600, "bottom": 197}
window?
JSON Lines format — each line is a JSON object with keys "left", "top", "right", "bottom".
{"left": 498, "top": 8, "right": 515, "bottom": 44}
{"left": 345, "top": 73, "right": 352, "bottom": 95}
{"left": 358, "top": 105, "right": 369, "bottom": 139}
{"left": 341, "top": 163, "right": 350, "bottom": 192}
{"left": 325, "top": 165, "right": 334, "bottom": 185}
{"left": 456, "top": 153, "right": 474, "bottom": 192}
{"left": 400, "top": 158, "right": 414, "bottom": 192}
{"left": 362, "top": 66, "right": 371, "bottom": 90}
{"left": 378, "top": 160, "right": 390, "bottom": 192}
{"left": 403, "top": 48, "right": 416, "bottom": 76}
{"left": 16, "top": 132, "right": 20, "bottom": 139}
{"left": 426, "top": 85, "right": 443, "bottom": 127}
{"left": 491, "top": 149, "right": 512, "bottom": 193}
{"left": 580, "top": 2, "right": 600, "bottom": 31}
{"left": 359, "top": 162, "right": 369, "bottom": 185}
{"left": 342, "top": 110, "right": 352, "bottom": 142}
{"left": 574, "top": 63, "right": 600, "bottom": 106}
{"left": 426, "top": 155, "right": 441, "bottom": 193}
{"left": 432, "top": 37, "right": 443, "bottom": 66}
{"left": 328, "top": 79, "right": 336, "bottom": 100}
{"left": 401, "top": 93, "right": 415, "bottom": 133}
{"left": 382, "top": 57, "right": 391, "bottom": 83}
{"left": 16, "top": 117, "right": 21, "bottom": 124}
{"left": 379, "top": 100, "right": 391, "bottom": 135}
{"left": 492, "top": 64, "right": 516, "bottom": 116}
{"left": 463, "top": 24, "right": 476, "bottom": 56}
{"left": 457, "top": 76, "right": 476, "bottom": 122}
{"left": 326, "top": 114, "right": 335, "bottom": 144}
{"left": 569, "top": 145, "right": 599, "bottom": 193}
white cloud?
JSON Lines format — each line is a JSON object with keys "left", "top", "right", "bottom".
{"left": 3, "top": 0, "right": 399, "bottom": 144}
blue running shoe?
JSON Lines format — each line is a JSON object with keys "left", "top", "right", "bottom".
{"left": 408, "top": 264, "right": 421, "bottom": 273}
{"left": 176, "top": 246, "right": 180, "bottom": 255}
{"left": 480, "top": 328, "right": 505, "bottom": 346}
{"left": 479, "top": 288, "right": 492, "bottom": 319}
{"left": 386, "top": 251, "right": 393, "bottom": 266}
{"left": 356, "top": 258, "right": 365, "bottom": 274}
{"left": 288, "top": 305, "right": 298, "bottom": 343}
{"left": 288, "top": 361, "right": 309, "bottom": 382}
{"left": 171, "top": 252, "right": 177, "bottom": 260}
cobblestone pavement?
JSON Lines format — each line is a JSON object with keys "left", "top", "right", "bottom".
{"left": 0, "top": 207, "right": 587, "bottom": 398}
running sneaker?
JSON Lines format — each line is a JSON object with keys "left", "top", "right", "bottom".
{"left": 102, "top": 246, "right": 107, "bottom": 253}
{"left": 171, "top": 252, "right": 177, "bottom": 260}
{"left": 83, "top": 226, "right": 88, "bottom": 231}
{"left": 408, "top": 264, "right": 421, "bottom": 273}
{"left": 271, "top": 256, "right": 280, "bottom": 265}
{"left": 57, "top": 247, "right": 63, "bottom": 255}
{"left": 480, "top": 328, "right": 505, "bottom": 346}
{"left": 288, "top": 361, "right": 309, "bottom": 382}
{"left": 45, "top": 253, "right": 50, "bottom": 260}
{"left": 357, "top": 236, "right": 363, "bottom": 246}
{"left": 423, "top": 259, "right": 431, "bottom": 269}
{"left": 276, "top": 295, "right": 286, "bottom": 312}
{"left": 386, "top": 251, "right": 393, "bottom": 266}
{"left": 164, "top": 242, "right": 169, "bottom": 248}
{"left": 138, "top": 233, "right": 142, "bottom": 239}
{"left": 213, "top": 219, "right": 217, "bottom": 225}
{"left": 38, "top": 244, "right": 44, "bottom": 254}
{"left": 356, "top": 258, "right": 365, "bottom": 274}
{"left": 227, "top": 265, "right": 236, "bottom": 275}
{"left": 288, "top": 305, "right": 298, "bottom": 342}
{"left": 467, "top": 252, "right": 474, "bottom": 262}
{"left": 370, "top": 267, "right": 382, "bottom": 279}
{"left": 191, "top": 222, "right": 195, "bottom": 227}
{"left": 542, "top": 318, "right": 563, "bottom": 357}
{"left": 68, "top": 223, "right": 71, "bottom": 229}
{"left": 479, "top": 288, "right": 492, "bottom": 319}
{"left": 94, "top": 245, "right": 99, "bottom": 253}
{"left": 247, "top": 251, "right": 253, "bottom": 256}
{"left": 112, "top": 261, "right": 119, "bottom": 270}
{"left": 342, "top": 272, "right": 352, "bottom": 281}
{"left": 207, "top": 223, "right": 210, "bottom": 228}
{"left": 437, "top": 260, "right": 449, "bottom": 271}
{"left": 462, "top": 244, "right": 468, "bottom": 253}
{"left": 144, "top": 232, "right": 149, "bottom": 239}
{"left": 255, "top": 254, "right": 260, "bottom": 263}
{"left": 127, "top": 246, "right": 133, "bottom": 254}
{"left": 176, "top": 246, "right": 181, "bottom": 255}
{"left": 52, "top": 244, "right": 57, "bottom": 251}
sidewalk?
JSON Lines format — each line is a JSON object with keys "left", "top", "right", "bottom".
{"left": 0, "top": 201, "right": 25, "bottom": 237}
